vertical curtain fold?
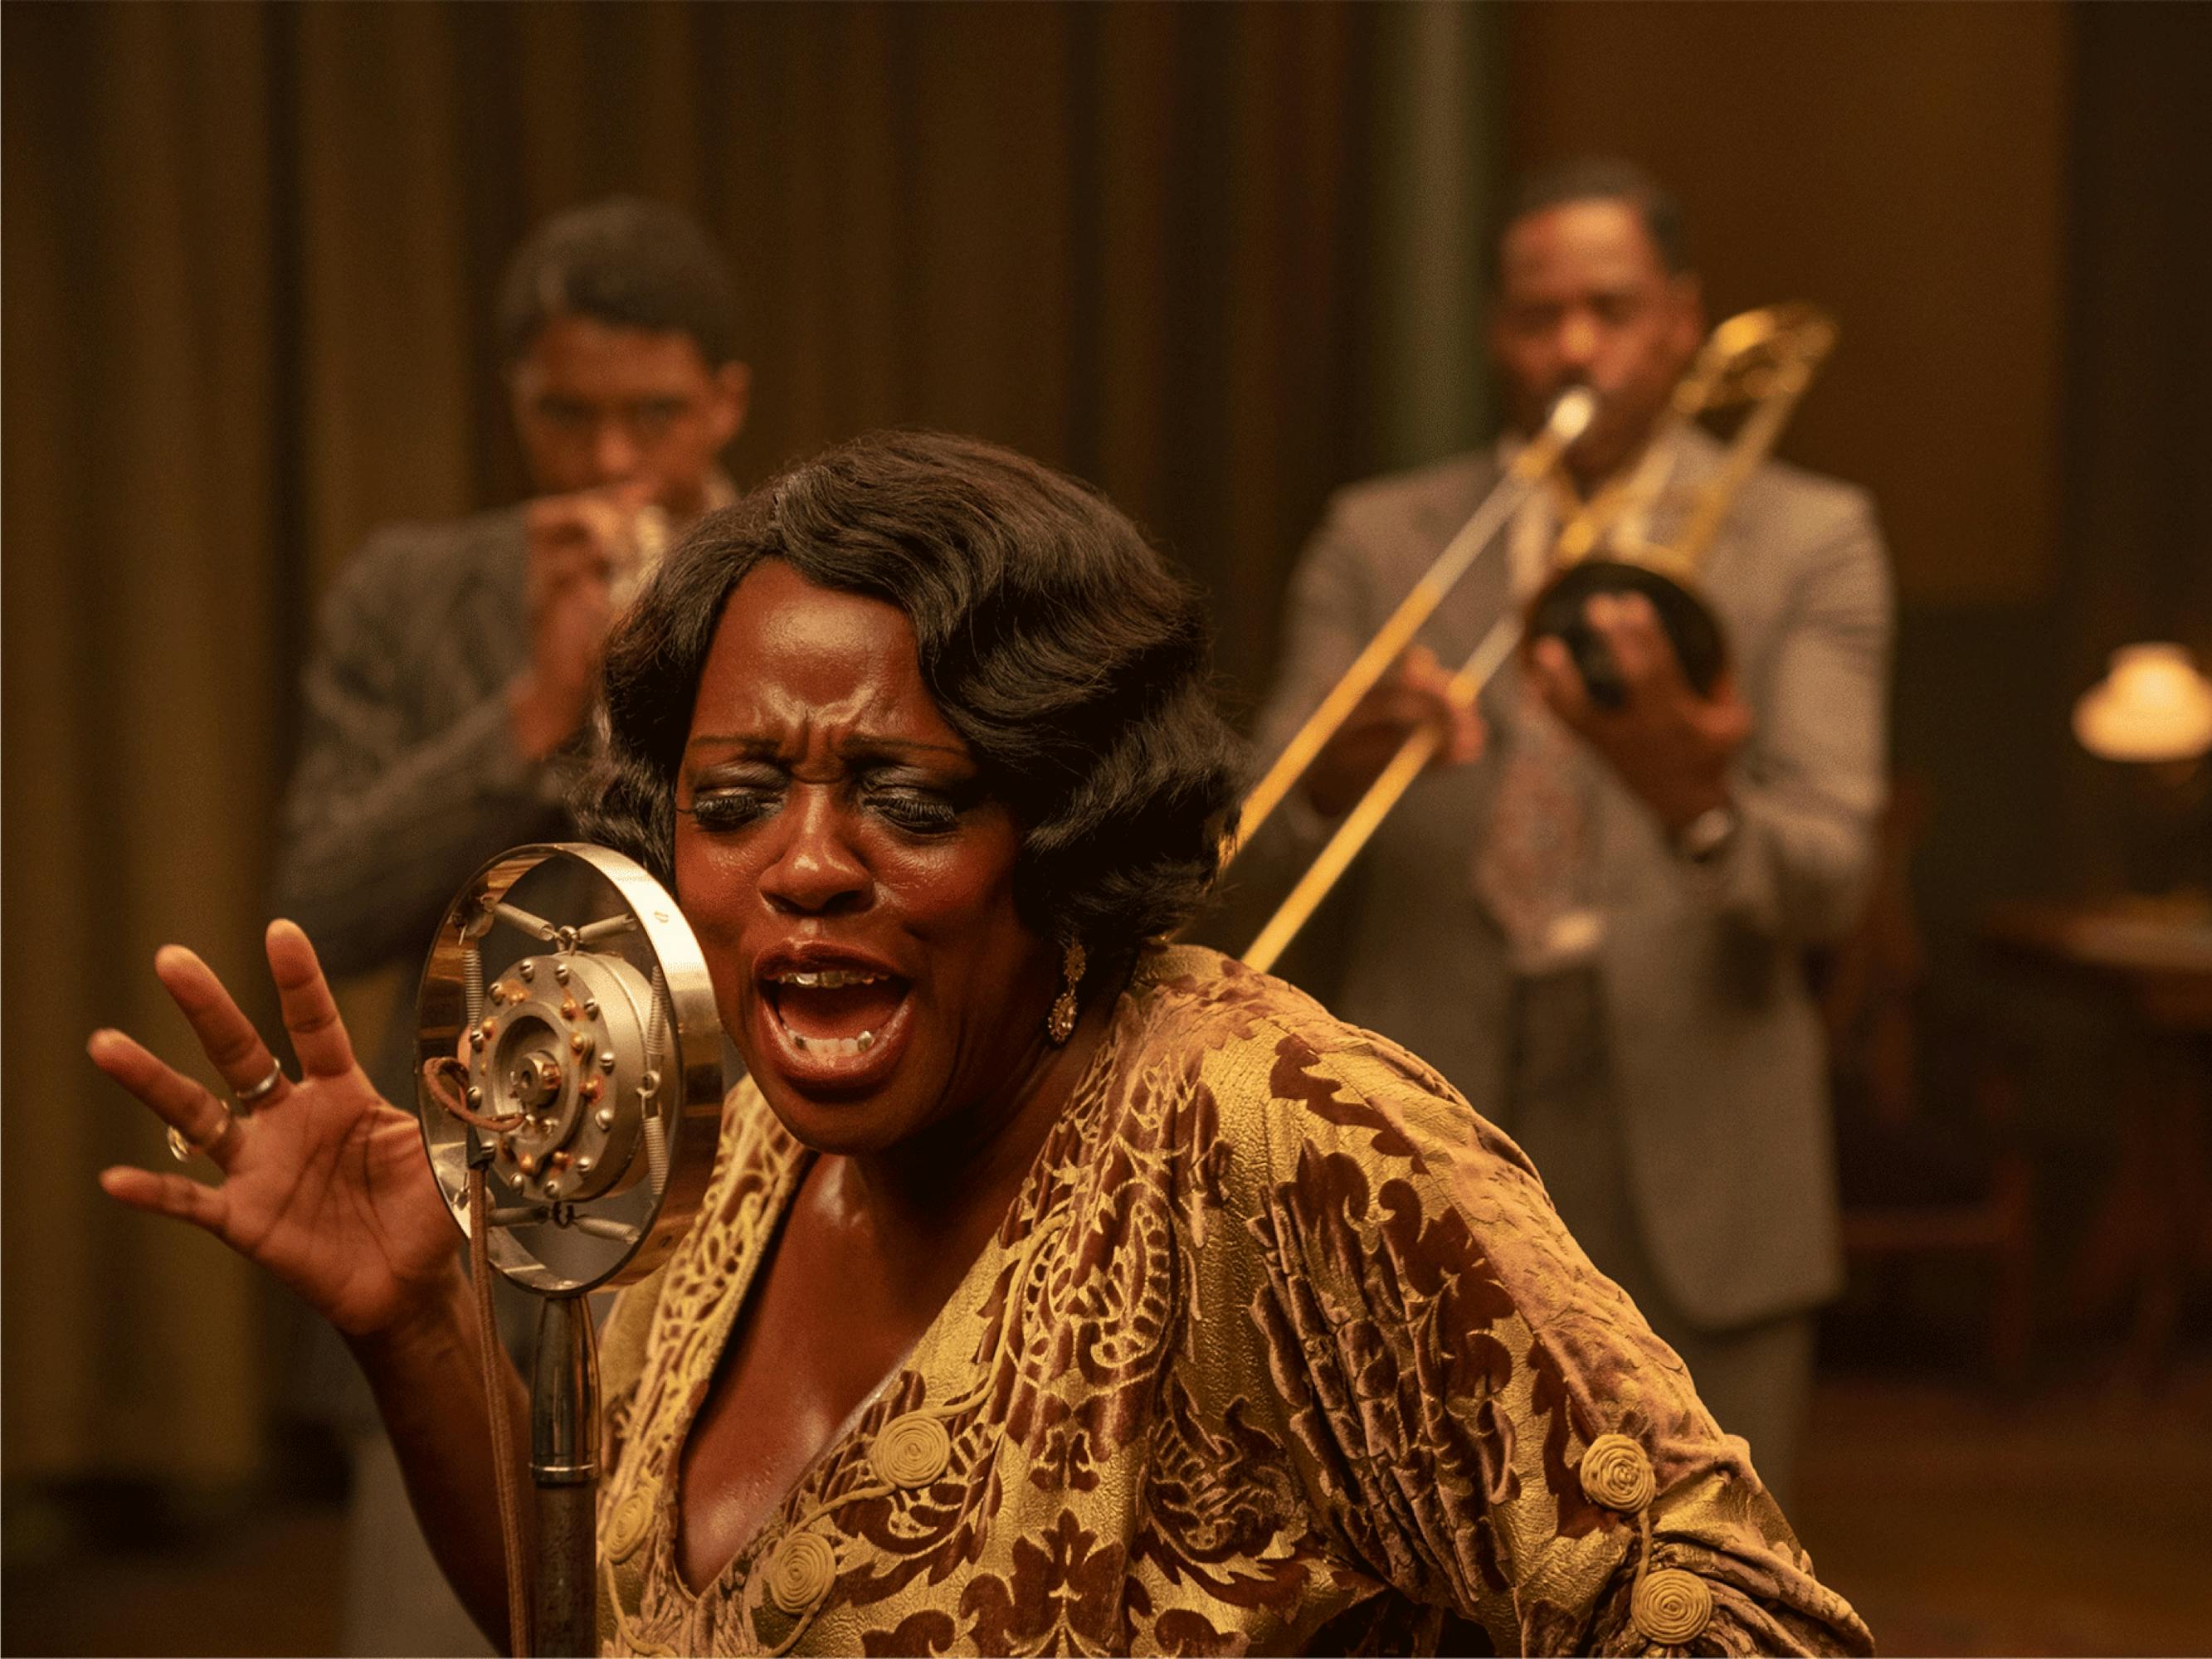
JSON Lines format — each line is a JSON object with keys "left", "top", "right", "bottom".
{"left": 5, "top": 0, "right": 281, "bottom": 1482}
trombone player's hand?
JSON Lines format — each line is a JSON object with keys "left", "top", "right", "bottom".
{"left": 1302, "top": 645, "right": 1487, "bottom": 818}
{"left": 1529, "top": 591, "right": 1750, "bottom": 835}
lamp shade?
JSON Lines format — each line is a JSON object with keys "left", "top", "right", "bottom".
{"left": 2073, "top": 643, "right": 2212, "bottom": 762}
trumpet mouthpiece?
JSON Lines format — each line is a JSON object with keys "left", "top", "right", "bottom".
{"left": 1547, "top": 386, "right": 1598, "bottom": 444}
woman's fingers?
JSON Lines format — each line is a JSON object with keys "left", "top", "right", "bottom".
{"left": 87, "top": 1028, "right": 245, "bottom": 1171}
{"left": 264, "top": 920, "right": 357, "bottom": 1082}
{"left": 152, "top": 945, "right": 294, "bottom": 1109}
{"left": 99, "top": 1164, "right": 231, "bottom": 1233}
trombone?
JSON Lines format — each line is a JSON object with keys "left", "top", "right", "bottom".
{"left": 1235, "top": 303, "right": 1838, "bottom": 975}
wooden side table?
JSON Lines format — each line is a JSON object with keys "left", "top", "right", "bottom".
{"left": 1981, "top": 897, "right": 2212, "bottom": 1380}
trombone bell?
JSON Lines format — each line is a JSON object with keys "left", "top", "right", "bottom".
{"left": 1523, "top": 559, "right": 1727, "bottom": 709}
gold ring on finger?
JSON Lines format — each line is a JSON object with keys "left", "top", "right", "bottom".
{"left": 235, "top": 1061, "right": 285, "bottom": 1112}
{"left": 166, "top": 1119, "right": 226, "bottom": 1164}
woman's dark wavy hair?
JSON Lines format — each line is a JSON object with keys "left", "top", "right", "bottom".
{"left": 577, "top": 430, "right": 1245, "bottom": 971}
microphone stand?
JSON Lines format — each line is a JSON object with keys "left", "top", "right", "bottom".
{"left": 530, "top": 1292, "right": 601, "bottom": 1657}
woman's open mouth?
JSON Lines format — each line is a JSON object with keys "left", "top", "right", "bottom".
{"left": 755, "top": 961, "right": 914, "bottom": 1091}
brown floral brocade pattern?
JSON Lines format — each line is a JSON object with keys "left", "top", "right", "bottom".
{"left": 593, "top": 945, "right": 1871, "bottom": 1657}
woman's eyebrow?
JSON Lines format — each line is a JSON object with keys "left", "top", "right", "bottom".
{"left": 681, "top": 732, "right": 970, "bottom": 761}
{"left": 838, "top": 735, "right": 971, "bottom": 762}
{"left": 683, "top": 733, "right": 782, "bottom": 758}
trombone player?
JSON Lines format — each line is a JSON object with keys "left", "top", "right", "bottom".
{"left": 1245, "top": 158, "right": 1893, "bottom": 1507}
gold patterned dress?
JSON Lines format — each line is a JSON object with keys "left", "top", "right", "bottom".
{"left": 594, "top": 945, "right": 1870, "bottom": 1657}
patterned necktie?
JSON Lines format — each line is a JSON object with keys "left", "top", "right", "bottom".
{"left": 1473, "top": 672, "right": 1596, "bottom": 969}
{"left": 1472, "top": 433, "right": 1686, "bottom": 968}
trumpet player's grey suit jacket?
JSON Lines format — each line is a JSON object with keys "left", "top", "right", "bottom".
{"left": 276, "top": 505, "right": 577, "bottom": 1101}
{"left": 1239, "top": 428, "right": 1893, "bottom": 1332}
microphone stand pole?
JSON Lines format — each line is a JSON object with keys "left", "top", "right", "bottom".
{"left": 530, "top": 1292, "right": 600, "bottom": 1657}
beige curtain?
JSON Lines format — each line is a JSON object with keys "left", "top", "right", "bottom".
{"left": 6, "top": 2, "right": 285, "bottom": 1486}
{"left": 3, "top": 0, "right": 1499, "bottom": 1485}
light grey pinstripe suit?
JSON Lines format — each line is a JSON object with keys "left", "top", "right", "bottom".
{"left": 1237, "top": 428, "right": 1893, "bottom": 1499}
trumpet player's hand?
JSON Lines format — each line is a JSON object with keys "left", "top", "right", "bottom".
{"left": 90, "top": 920, "right": 460, "bottom": 1340}
{"left": 508, "top": 477, "right": 660, "bottom": 760}
{"left": 1530, "top": 591, "right": 1750, "bottom": 834}
{"left": 1303, "top": 645, "right": 1487, "bottom": 819}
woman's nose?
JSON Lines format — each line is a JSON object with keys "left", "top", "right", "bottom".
{"left": 757, "top": 792, "right": 869, "bottom": 915}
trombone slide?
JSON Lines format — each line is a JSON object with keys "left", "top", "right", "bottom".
{"left": 1226, "top": 388, "right": 1594, "bottom": 861}
{"left": 1241, "top": 614, "right": 1523, "bottom": 974}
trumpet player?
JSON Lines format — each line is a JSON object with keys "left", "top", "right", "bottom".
{"left": 272, "top": 196, "right": 749, "bottom": 1656}
{"left": 1248, "top": 158, "right": 1893, "bottom": 1508}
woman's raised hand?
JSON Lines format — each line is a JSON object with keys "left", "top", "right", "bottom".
{"left": 90, "top": 919, "right": 461, "bottom": 1338}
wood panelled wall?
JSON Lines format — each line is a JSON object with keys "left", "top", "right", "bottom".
{"left": 1503, "top": 1, "right": 2212, "bottom": 951}
{"left": 1504, "top": 1, "right": 2073, "bottom": 609}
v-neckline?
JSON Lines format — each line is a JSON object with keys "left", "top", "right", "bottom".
{"left": 658, "top": 1009, "right": 1128, "bottom": 1606}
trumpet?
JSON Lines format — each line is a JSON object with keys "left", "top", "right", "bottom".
{"left": 1235, "top": 303, "right": 1838, "bottom": 975}
{"left": 607, "top": 502, "right": 674, "bottom": 612}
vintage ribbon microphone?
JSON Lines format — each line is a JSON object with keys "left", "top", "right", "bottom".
{"left": 414, "top": 844, "right": 726, "bottom": 1656}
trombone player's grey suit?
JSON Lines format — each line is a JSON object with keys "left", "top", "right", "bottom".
{"left": 1240, "top": 426, "right": 1892, "bottom": 1501}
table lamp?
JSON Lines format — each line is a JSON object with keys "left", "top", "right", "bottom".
{"left": 2073, "top": 643, "right": 2212, "bottom": 765}
{"left": 2073, "top": 642, "right": 2212, "bottom": 898}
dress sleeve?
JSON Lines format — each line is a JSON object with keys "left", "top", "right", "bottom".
{"left": 1248, "top": 1024, "right": 1872, "bottom": 1656}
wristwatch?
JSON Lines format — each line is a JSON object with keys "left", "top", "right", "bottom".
{"left": 1673, "top": 800, "right": 1741, "bottom": 864}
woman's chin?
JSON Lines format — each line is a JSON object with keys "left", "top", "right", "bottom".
{"left": 751, "top": 1084, "right": 936, "bottom": 1160}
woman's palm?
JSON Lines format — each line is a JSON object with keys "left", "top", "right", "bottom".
{"left": 214, "top": 1065, "right": 460, "bottom": 1334}
{"left": 92, "top": 922, "right": 465, "bottom": 1338}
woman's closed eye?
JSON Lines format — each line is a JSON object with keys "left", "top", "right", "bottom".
{"left": 680, "top": 771, "right": 967, "bottom": 838}
{"left": 684, "top": 784, "right": 781, "bottom": 832}
{"left": 861, "top": 781, "right": 960, "bottom": 835}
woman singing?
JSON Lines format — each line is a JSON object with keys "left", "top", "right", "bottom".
{"left": 90, "top": 431, "right": 1868, "bottom": 1656}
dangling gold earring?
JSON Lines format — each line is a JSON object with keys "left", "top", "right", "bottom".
{"left": 1047, "top": 939, "right": 1087, "bottom": 1044}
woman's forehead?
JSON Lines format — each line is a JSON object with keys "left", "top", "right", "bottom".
{"left": 689, "top": 561, "right": 964, "bottom": 752}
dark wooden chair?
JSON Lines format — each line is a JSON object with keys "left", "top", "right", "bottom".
{"left": 1818, "top": 776, "right": 2036, "bottom": 1381}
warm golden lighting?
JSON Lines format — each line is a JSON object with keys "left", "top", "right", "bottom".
{"left": 2072, "top": 644, "right": 2212, "bottom": 763}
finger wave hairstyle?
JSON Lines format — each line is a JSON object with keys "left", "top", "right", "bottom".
{"left": 577, "top": 430, "right": 1246, "bottom": 968}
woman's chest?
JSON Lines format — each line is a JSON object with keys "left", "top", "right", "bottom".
{"left": 599, "top": 1131, "right": 1364, "bottom": 1653}
{"left": 671, "top": 1202, "right": 980, "bottom": 1593}
{"left": 604, "top": 1345, "right": 1362, "bottom": 1657}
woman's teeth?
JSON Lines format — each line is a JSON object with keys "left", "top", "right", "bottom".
{"left": 787, "top": 1029, "right": 876, "bottom": 1055}
{"left": 763, "top": 967, "right": 902, "bottom": 1057}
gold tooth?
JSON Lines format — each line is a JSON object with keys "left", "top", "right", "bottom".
{"left": 772, "top": 968, "right": 885, "bottom": 989}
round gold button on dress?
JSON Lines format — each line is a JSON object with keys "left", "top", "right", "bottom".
{"left": 605, "top": 1486, "right": 655, "bottom": 1563}
{"left": 871, "top": 1412, "right": 952, "bottom": 1489}
{"left": 1631, "top": 1566, "right": 1713, "bottom": 1644}
{"left": 1578, "top": 1433, "right": 1657, "bottom": 1513}
{"left": 766, "top": 1530, "right": 838, "bottom": 1616}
